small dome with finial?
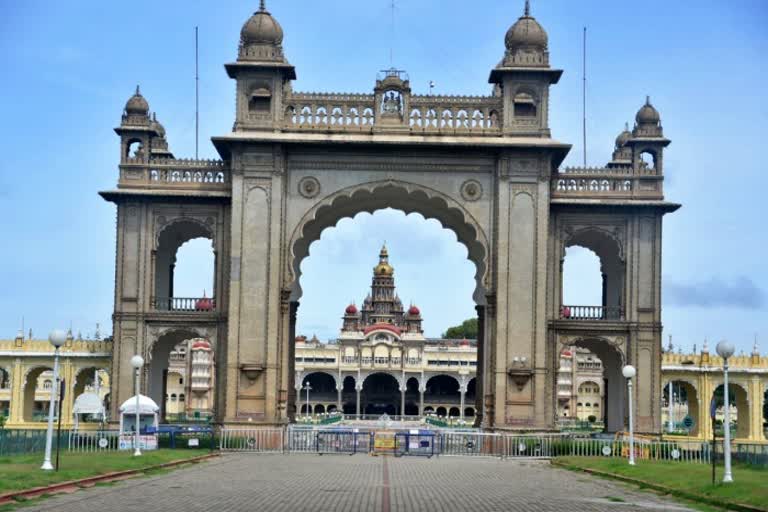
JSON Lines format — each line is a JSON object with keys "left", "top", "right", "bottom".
{"left": 505, "top": 1, "right": 548, "bottom": 51}
{"left": 150, "top": 112, "right": 166, "bottom": 138}
{"left": 345, "top": 303, "right": 358, "bottom": 315}
{"left": 241, "top": 1, "right": 283, "bottom": 46}
{"left": 125, "top": 85, "right": 149, "bottom": 115}
{"left": 615, "top": 123, "right": 632, "bottom": 148}
{"left": 636, "top": 96, "right": 660, "bottom": 125}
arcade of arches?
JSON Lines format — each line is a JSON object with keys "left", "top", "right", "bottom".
{"left": 102, "top": 2, "right": 684, "bottom": 431}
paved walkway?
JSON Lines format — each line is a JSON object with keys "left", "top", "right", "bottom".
{"left": 24, "top": 454, "right": 694, "bottom": 512}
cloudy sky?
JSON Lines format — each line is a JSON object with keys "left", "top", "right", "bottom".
{"left": 0, "top": 0, "right": 765, "bottom": 354}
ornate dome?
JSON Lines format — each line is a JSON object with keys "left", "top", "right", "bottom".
{"left": 373, "top": 243, "right": 393, "bottom": 275}
{"left": 125, "top": 86, "right": 149, "bottom": 115}
{"left": 241, "top": 1, "right": 283, "bottom": 46}
{"left": 505, "top": 1, "right": 548, "bottom": 51}
{"left": 345, "top": 303, "right": 358, "bottom": 315}
{"left": 408, "top": 305, "right": 420, "bottom": 316}
{"left": 150, "top": 113, "right": 166, "bottom": 137}
{"left": 191, "top": 339, "right": 211, "bottom": 351}
{"left": 636, "top": 97, "right": 660, "bottom": 125}
{"left": 615, "top": 124, "right": 631, "bottom": 147}
{"left": 374, "top": 262, "right": 393, "bottom": 275}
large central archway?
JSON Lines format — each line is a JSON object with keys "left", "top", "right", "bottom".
{"left": 287, "top": 181, "right": 490, "bottom": 304}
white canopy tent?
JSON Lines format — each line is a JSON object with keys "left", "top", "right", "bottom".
{"left": 72, "top": 392, "right": 106, "bottom": 430}
{"left": 119, "top": 394, "right": 159, "bottom": 434}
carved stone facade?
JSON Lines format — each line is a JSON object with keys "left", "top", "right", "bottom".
{"left": 101, "top": 2, "right": 679, "bottom": 432}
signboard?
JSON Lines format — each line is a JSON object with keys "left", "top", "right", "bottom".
{"left": 374, "top": 436, "right": 396, "bottom": 450}
{"left": 682, "top": 416, "right": 694, "bottom": 429}
{"left": 119, "top": 434, "right": 158, "bottom": 451}
{"left": 188, "top": 438, "right": 200, "bottom": 447}
{"left": 98, "top": 438, "right": 109, "bottom": 449}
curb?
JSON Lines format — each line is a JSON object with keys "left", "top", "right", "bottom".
{"left": 0, "top": 453, "right": 219, "bottom": 506}
{"left": 550, "top": 460, "right": 766, "bottom": 512}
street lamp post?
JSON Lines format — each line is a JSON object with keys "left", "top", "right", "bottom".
{"left": 41, "top": 330, "right": 66, "bottom": 471}
{"left": 130, "top": 355, "right": 144, "bottom": 457}
{"left": 716, "top": 340, "right": 735, "bottom": 483}
{"left": 303, "top": 382, "right": 312, "bottom": 418}
{"left": 622, "top": 364, "right": 637, "bottom": 466}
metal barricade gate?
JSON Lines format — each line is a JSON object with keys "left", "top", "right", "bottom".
{"left": 316, "top": 430, "right": 372, "bottom": 455}
{"left": 394, "top": 432, "right": 436, "bottom": 458}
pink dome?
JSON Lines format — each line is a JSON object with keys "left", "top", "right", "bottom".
{"left": 408, "top": 305, "right": 420, "bottom": 316}
{"left": 345, "top": 303, "right": 358, "bottom": 315}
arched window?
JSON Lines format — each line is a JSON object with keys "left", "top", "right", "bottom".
{"left": 179, "top": 393, "right": 185, "bottom": 402}
{"left": 513, "top": 92, "right": 537, "bottom": 117}
{"left": 170, "top": 394, "right": 177, "bottom": 402}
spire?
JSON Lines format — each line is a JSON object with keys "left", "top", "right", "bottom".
{"left": 524, "top": 0, "right": 530, "bottom": 16}
{"left": 702, "top": 338, "right": 709, "bottom": 352}
{"left": 646, "top": 95, "right": 651, "bottom": 105}
{"left": 136, "top": 84, "right": 141, "bottom": 95}
{"left": 259, "top": 0, "right": 266, "bottom": 12}
{"left": 753, "top": 335, "right": 759, "bottom": 355}
{"left": 625, "top": 122, "right": 629, "bottom": 131}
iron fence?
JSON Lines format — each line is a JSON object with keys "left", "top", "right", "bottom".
{"left": 218, "top": 428, "right": 284, "bottom": 452}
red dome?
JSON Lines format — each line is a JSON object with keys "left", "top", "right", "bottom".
{"left": 191, "top": 339, "right": 211, "bottom": 351}
{"left": 345, "top": 303, "right": 358, "bottom": 315}
{"left": 460, "top": 338, "right": 470, "bottom": 346}
{"left": 408, "top": 305, "right": 420, "bottom": 316}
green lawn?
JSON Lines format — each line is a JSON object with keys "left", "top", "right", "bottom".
{"left": 555, "top": 457, "right": 768, "bottom": 510}
{"left": 0, "top": 449, "right": 210, "bottom": 494}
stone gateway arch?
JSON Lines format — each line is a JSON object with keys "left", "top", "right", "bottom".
{"left": 101, "top": 2, "right": 679, "bottom": 432}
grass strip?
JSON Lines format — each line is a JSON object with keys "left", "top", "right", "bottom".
{"left": 552, "top": 457, "right": 767, "bottom": 512}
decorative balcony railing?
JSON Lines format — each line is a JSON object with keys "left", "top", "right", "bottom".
{"left": 559, "top": 305, "right": 623, "bottom": 321}
{"left": 152, "top": 297, "right": 216, "bottom": 313}
{"left": 282, "top": 92, "right": 502, "bottom": 136}
{"left": 119, "top": 158, "right": 229, "bottom": 191}
{"left": 552, "top": 165, "right": 663, "bottom": 199}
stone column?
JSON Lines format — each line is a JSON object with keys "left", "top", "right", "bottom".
{"left": 400, "top": 385, "right": 406, "bottom": 417}
{"left": 419, "top": 385, "right": 426, "bottom": 417}
{"left": 287, "top": 301, "right": 299, "bottom": 422}
{"left": 355, "top": 383, "right": 362, "bottom": 416}
{"left": 460, "top": 385, "right": 467, "bottom": 421}
{"left": 8, "top": 358, "right": 23, "bottom": 426}
{"left": 474, "top": 305, "right": 485, "bottom": 428}
{"left": 336, "top": 385, "right": 342, "bottom": 413}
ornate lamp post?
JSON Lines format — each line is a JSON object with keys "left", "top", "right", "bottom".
{"left": 716, "top": 340, "right": 735, "bottom": 483}
{"left": 303, "top": 382, "right": 312, "bottom": 418}
{"left": 41, "top": 330, "right": 66, "bottom": 471}
{"left": 130, "top": 355, "right": 144, "bottom": 456}
{"left": 622, "top": 364, "right": 636, "bottom": 466}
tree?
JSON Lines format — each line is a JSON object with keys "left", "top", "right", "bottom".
{"left": 443, "top": 318, "right": 478, "bottom": 339}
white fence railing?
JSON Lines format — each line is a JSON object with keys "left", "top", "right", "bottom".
{"left": 67, "top": 430, "right": 121, "bottom": 452}
{"left": 217, "top": 427, "right": 713, "bottom": 464}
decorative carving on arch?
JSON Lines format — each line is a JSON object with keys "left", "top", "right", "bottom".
{"left": 661, "top": 376, "right": 700, "bottom": 393}
{"left": 286, "top": 179, "right": 491, "bottom": 303}
{"left": 154, "top": 215, "right": 215, "bottom": 250}
{"left": 562, "top": 225, "right": 626, "bottom": 263}
{"left": 460, "top": 179, "right": 483, "bottom": 202}
{"left": 21, "top": 365, "right": 53, "bottom": 390}
{"left": 360, "top": 371, "right": 403, "bottom": 390}
{"left": 298, "top": 176, "right": 321, "bottom": 199}
{"left": 144, "top": 325, "right": 215, "bottom": 362}
{"left": 296, "top": 370, "right": 339, "bottom": 391}
{"left": 558, "top": 335, "right": 627, "bottom": 363}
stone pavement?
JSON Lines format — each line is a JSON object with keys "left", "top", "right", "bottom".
{"left": 23, "top": 454, "right": 694, "bottom": 512}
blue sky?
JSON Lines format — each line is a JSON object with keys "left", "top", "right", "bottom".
{"left": 0, "top": 1, "right": 766, "bottom": 354}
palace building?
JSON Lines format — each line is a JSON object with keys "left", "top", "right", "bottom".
{"left": 295, "top": 246, "right": 478, "bottom": 420}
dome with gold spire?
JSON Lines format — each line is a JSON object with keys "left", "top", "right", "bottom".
{"left": 373, "top": 244, "right": 393, "bottom": 276}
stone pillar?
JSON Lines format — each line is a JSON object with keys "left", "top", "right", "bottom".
{"left": 286, "top": 301, "right": 299, "bottom": 422}
{"left": 400, "top": 386, "right": 406, "bottom": 417}
{"left": 8, "top": 358, "right": 23, "bottom": 426}
{"left": 474, "top": 305, "right": 485, "bottom": 428}
{"left": 419, "top": 385, "right": 425, "bottom": 417}
{"left": 355, "top": 384, "right": 362, "bottom": 416}
{"left": 748, "top": 377, "right": 763, "bottom": 442}
{"left": 460, "top": 385, "right": 467, "bottom": 421}
{"left": 337, "top": 385, "right": 342, "bottom": 413}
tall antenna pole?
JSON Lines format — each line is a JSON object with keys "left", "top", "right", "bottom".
{"left": 390, "top": 0, "right": 395, "bottom": 66}
{"left": 195, "top": 26, "right": 199, "bottom": 160}
{"left": 582, "top": 26, "right": 587, "bottom": 168}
